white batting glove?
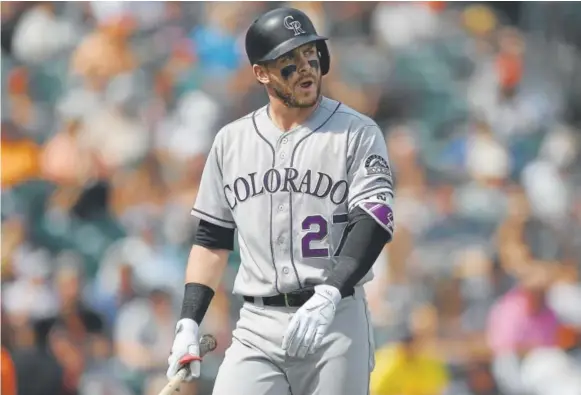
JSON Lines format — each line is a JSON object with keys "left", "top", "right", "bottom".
{"left": 167, "top": 318, "right": 201, "bottom": 381}
{"left": 282, "top": 284, "right": 342, "bottom": 358}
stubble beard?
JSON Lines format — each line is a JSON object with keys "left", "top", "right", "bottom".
{"left": 272, "top": 78, "right": 321, "bottom": 109}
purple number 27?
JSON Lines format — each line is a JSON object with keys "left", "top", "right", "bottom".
{"left": 301, "top": 215, "right": 347, "bottom": 258}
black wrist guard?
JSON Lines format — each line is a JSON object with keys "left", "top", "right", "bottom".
{"left": 180, "top": 282, "right": 215, "bottom": 325}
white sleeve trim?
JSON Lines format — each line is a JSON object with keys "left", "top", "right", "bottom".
{"left": 348, "top": 186, "right": 394, "bottom": 212}
{"left": 191, "top": 208, "right": 236, "bottom": 229}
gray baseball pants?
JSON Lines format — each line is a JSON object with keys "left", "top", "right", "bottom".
{"left": 211, "top": 287, "right": 375, "bottom": 395}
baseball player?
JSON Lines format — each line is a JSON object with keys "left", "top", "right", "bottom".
{"left": 167, "top": 7, "right": 395, "bottom": 395}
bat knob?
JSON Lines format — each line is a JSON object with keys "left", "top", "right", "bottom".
{"left": 199, "top": 334, "right": 218, "bottom": 354}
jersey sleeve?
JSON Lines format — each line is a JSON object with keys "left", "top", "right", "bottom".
{"left": 191, "top": 132, "right": 236, "bottom": 229}
{"left": 347, "top": 125, "right": 395, "bottom": 233}
{"left": 348, "top": 125, "right": 394, "bottom": 208}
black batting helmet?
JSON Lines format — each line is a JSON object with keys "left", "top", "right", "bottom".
{"left": 245, "top": 7, "right": 330, "bottom": 75}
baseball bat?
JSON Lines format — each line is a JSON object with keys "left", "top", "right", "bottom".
{"left": 158, "top": 334, "right": 218, "bottom": 395}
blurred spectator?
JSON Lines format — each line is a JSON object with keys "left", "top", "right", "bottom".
{"left": 487, "top": 265, "right": 560, "bottom": 356}
{"left": 3, "top": 247, "right": 59, "bottom": 327}
{"left": 12, "top": 327, "right": 66, "bottom": 395}
{"left": 154, "top": 90, "right": 220, "bottom": 163}
{"left": 548, "top": 269, "right": 581, "bottom": 328}
{"left": 1, "top": 121, "right": 42, "bottom": 188}
{"left": 370, "top": 305, "right": 450, "bottom": 395}
{"left": 521, "top": 124, "right": 578, "bottom": 226}
{"left": 88, "top": 260, "right": 138, "bottom": 326}
{"left": 11, "top": 3, "right": 80, "bottom": 65}
{"left": 33, "top": 255, "right": 106, "bottom": 349}
{"left": 1, "top": 346, "right": 17, "bottom": 395}
{"left": 487, "top": 265, "right": 565, "bottom": 395}
{"left": 520, "top": 347, "right": 581, "bottom": 395}
{"left": 114, "top": 288, "right": 177, "bottom": 374}
{"left": 457, "top": 118, "right": 511, "bottom": 223}
{"left": 189, "top": 3, "right": 245, "bottom": 79}
{"left": 1, "top": 310, "right": 17, "bottom": 395}
{"left": 372, "top": 2, "right": 440, "bottom": 50}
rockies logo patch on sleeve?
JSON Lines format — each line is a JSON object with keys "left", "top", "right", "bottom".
{"left": 364, "top": 154, "right": 391, "bottom": 176}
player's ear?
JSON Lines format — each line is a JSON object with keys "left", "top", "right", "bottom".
{"left": 253, "top": 64, "right": 270, "bottom": 85}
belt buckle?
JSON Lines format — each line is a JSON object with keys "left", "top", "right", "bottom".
{"left": 284, "top": 293, "right": 290, "bottom": 307}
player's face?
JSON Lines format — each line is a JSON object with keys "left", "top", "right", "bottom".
{"left": 261, "top": 43, "right": 322, "bottom": 108}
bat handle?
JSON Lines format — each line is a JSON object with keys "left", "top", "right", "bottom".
{"left": 160, "top": 369, "right": 188, "bottom": 395}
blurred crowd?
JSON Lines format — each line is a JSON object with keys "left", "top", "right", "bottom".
{"left": 2, "top": 2, "right": 581, "bottom": 395}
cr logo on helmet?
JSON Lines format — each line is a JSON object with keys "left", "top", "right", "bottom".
{"left": 284, "top": 16, "right": 306, "bottom": 36}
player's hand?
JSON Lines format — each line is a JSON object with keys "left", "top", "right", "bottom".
{"left": 167, "top": 318, "right": 202, "bottom": 382}
{"left": 282, "top": 284, "right": 341, "bottom": 358}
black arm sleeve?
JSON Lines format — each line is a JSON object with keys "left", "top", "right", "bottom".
{"left": 324, "top": 207, "right": 391, "bottom": 296}
{"left": 194, "top": 219, "right": 235, "bottom": 251}
{"left": 181, "top": 221, "right": 233, "bottom": 324}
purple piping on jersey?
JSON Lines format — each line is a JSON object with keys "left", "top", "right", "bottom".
{"left": 288, "top": 101, "right": 342, "bottom": 289}
{"left": 252, "top": 110, "right": 282, "bottom": 295}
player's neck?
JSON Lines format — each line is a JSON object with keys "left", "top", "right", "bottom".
{"left": 268, "top": 96, "right": 321, "bottom": 132}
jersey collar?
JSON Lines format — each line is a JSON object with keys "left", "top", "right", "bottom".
{"left": 254, "top": 96, "right": 341, "bottom": 144}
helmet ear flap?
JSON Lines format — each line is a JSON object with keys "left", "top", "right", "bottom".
{"left": 316, "top": 41, "right": 330, "bottom": 76}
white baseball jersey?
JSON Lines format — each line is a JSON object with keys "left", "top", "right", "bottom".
{"left": 192, "top": 96, "right": 394, "bottom": 296}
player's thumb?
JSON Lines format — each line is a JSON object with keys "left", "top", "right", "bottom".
{"left": 188, "top": 360, "right": 201, "bottom": 380}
